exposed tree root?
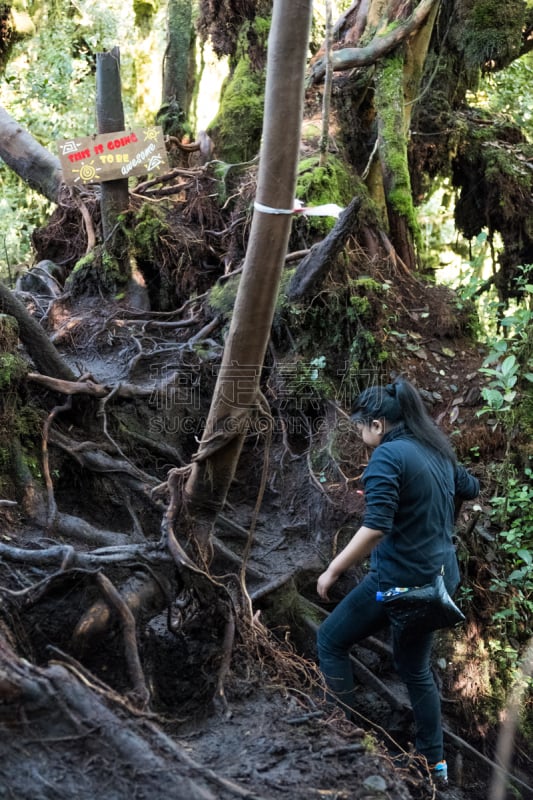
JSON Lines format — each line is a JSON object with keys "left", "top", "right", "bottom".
{"left": 95, "top": 572, "right": 150, "bottom": 708}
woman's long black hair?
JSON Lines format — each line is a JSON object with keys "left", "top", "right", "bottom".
{"left": 351, "top": 378, "right": 457, "bottom": 463}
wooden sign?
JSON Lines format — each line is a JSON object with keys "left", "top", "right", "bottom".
{"left": 57, "top": 127, "right": 169, "bottom": 185}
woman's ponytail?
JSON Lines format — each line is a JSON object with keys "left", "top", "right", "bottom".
{"left": 395, "top": 380, "right": 456, "bottom": 463}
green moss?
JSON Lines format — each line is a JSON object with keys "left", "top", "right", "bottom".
{"left": 374, "top": 54, "right": 421, "bottom": 249}
{"left": 207, "top": 15, "right": 270, "bottom": 163}
{"left": 0, "top": 316, "right": 40, "bottom": 498}
{"left": 207, "top": 274, "right": 240, "bottom": 318}
{"left": 251, "top": 15, "right": 270, "bottom": 45}
{"left": 462, "top": 0, "right": 525, "bottom": 71}
{"left": 130, "top": 204, "right": 167, "bottom": 261}
{"left": 68, "top": 251, "right": 95, "bottom": 278}
{"left": 133, "top": 0, "right": 159, "bottom": 29}
{"left": 294, "top": 155, "right": 356, "bottom": 236}
{"left": 349, "top": 295, "right": 371, "bottom": 317}
{"left": 0, "top": 315, "right": 26, "bottom": 394}
{"left": 209, "top": 56, "right": 265, "bottom": 164}
{"left": 0, "top": 352, "right": 26, "bottom": 390}
{"left": 351, "top": 276, "right": 384, "bottom": 294}
{"left": 66, "top": 245, "right": 129, "bottom": 297}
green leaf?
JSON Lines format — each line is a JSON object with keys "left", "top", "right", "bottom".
{"left": 481, "top": 388, "right": 504, "bottom": 409}
{"left": 501, "top": 354, "right": 518, "bottom": 376}
{"left": 517, "top": 549, "right": 533, "bottom": 566}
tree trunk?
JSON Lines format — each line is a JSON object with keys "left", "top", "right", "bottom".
{"left": 96, "top": 48, "right": 130, "bottom": 280}
{"left": 183, "top": 0, "right": 314, "bottom": 542}
{"left": 312, "top": 0, "right": 440, "bottom": 271}
{"left": 374, "top": 50, "right": 418, "bottom": 269}
{"left": 162, "top": 0, "right": 195, "bottom": 125}
{"left": 0, "top": 105, "right": 63, "bottom": 203}
{"left": 372, "top": 0, "right": 439, "bottom": 270}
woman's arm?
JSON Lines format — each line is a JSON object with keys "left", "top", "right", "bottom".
{"left": 454, "top": 464, "right": 480, "bottom": 500}
{"left": 317, "top": 526, "right": 383, "bottom": 600}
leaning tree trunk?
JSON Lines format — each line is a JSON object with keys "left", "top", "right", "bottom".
{"left": 0, "top": 281, "right": 76, "bottom": 381}
{"left": 183, "top": 0, "right": 314, "bottom": 546}
{"left": 0, "top": 105, "right": 63, "bottom": 203}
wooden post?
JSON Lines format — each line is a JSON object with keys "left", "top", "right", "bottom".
{"left": 96, "top": 47, "right": 130, "bottom": 280}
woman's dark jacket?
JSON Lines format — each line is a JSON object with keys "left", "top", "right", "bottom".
{"left": 361, "top": 425, "right": 480, "bottom": 592}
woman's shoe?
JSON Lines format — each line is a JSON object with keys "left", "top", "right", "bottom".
{"left": 430, "top": 760, "right": 448, "bottom": 787}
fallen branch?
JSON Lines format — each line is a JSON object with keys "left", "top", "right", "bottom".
{"left": 27, "top": 372, "right": 153, "bottom": 398}
{"left": 287, "top": 197, "right": 362, "bottom": 300}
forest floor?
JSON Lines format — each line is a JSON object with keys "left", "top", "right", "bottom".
{"left": 0, "top": 276, "right": 530, "bottom": 800}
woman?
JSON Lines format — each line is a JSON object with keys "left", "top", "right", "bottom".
{"left": 316, "top": 379, "right": 479, "bottom": 786}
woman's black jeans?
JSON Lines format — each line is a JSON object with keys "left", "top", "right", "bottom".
{"left": 316, "top": 572, "right": 443, "bottom": 764}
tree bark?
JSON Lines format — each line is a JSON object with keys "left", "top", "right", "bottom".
{"left": 0, "top": 105, "right": 63, "bottom": 202}
{"left": 162, "top": 0, "right": 195, "bottom": 122}
{"left": 183, "top": 0, "right": 314, "bottom": 539}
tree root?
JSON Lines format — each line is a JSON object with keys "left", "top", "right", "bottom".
{"left": 95, "top": 572, "right": 150, "bottom": 708}
{"left": 72, "top": 568, "right": 173, "bottom": 651}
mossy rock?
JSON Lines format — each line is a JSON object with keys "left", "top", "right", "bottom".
{"left": 66, "top": 248, "right": 130, "bottom": 299}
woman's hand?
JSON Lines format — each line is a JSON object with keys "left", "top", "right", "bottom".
{"left": 317, "top": 567, "right": 339, "bottom": 601}
{"left": 316, "top": 526, "right": 383, "bottom": 602}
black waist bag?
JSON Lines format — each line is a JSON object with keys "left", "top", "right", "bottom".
{"left": 382, "top": 573, "right": 465, "bottom": 636}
